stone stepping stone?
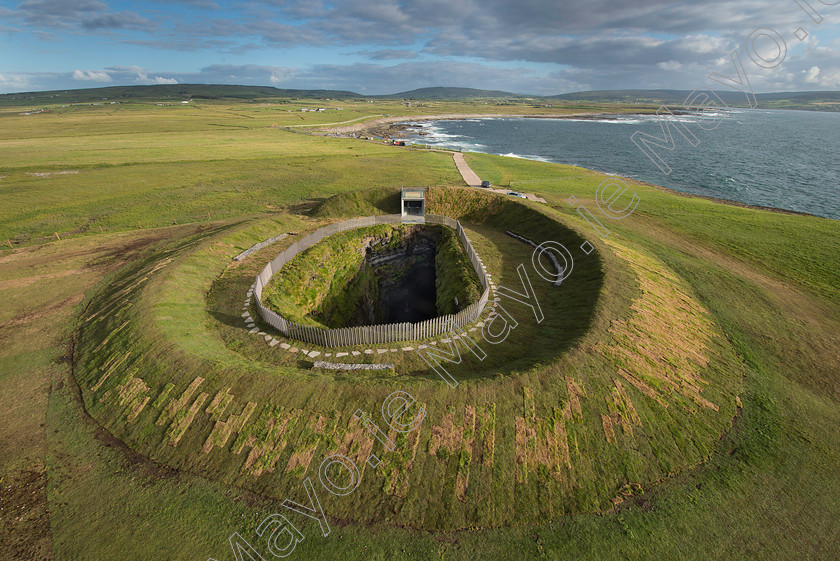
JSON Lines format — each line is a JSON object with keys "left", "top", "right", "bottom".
{"left": 280, "top": 343, "right": 290, "bottom": 349}
{"left": 241, "top": 312, "right": 250, "bottom": 318}
{"left": 249, "top": 328, "right": 259, "bottom": 334}
{"left": 377, "top": 349, "right": 388, "bottom": 354}
{"left": 289, "top": 347, "right": 298, "bottom": 353}
{"left": 401, "top": 347, "right": 414, "bottom": 351}
{"left": 308, "top": 351, "right": 321, "bottom": 358}
{"left": 313, "top": 361, "right": 394, "bottom": 371}
{"left": 364, "top": 349, "right": 373, "bottom": 354}
{"left": 351, "top": 351, "right": 361, "bottom": 356}
{"left": 264, "top": 335, "right": 272, "bottom": 341}
{"left": 336, "top": 352, "right": 349, "bottom": 357}
{"left": 258, "top": 331, "right": 266, "bottom": 336}
{"left": 270, "top": 339, "right": 279, "bottom": 347}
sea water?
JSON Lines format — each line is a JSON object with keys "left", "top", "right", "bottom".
{"left": 405, "top": 109, "right": 840, "bottom": 219}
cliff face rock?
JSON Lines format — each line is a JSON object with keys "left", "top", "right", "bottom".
{"left": 337, "top": 225, "right": 441, "bottom": 326}
{"left": 362, "top": 225, "right": 439, "bottom": 266}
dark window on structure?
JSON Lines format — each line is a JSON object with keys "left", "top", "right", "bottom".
{"left": 404, "top": 200, "right": 423, "bottom": 215}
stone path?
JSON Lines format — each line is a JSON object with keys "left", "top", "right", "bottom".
{"left": 313, "top": 362, "right": 394, "bottom": 371}
{"left": 453, "top": 152, "right": 482, "bottom": 188}
{"left": 452, "top": 152, "right": 547, "bottom": 204}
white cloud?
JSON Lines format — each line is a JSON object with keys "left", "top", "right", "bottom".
{"left": 679, "top": 34, "right": 728, "bottom": 54}
{"left": 269, "top": 68, "right": 295, "bottom": 84}
{"left": 0, "top": 73, "right": 31, "bottom": 92}
{"left": 101, "top": 65, "right": 177, "bottom": 84}
{"left": 657, "top": 60, "right": 683, "bottom": 71}
{"left": 72, "top": 69, "right": 112, "bottom": 82}
{"left": 804, "top": 66, "right": 820, "bottom": 84}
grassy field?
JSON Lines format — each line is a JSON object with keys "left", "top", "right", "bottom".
{"left": 1, "top": 94, "right": 839, "bottom": 561}
{"left": 0, "top": 97, "right": 650, "bottom": 247}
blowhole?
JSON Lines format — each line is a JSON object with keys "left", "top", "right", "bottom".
{"left": 262, "top": 223, "right": 482, "bottom": 330}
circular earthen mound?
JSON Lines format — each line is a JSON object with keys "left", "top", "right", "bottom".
{"left": 73, "top": 186, "right": 743, "bottom": 531}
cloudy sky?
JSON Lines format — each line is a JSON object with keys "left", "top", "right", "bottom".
{"left": 1, "top": 0, "right": 840, "bottom": 95}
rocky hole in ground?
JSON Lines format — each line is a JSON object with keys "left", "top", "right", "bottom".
{"left": 351, "top": 226, "right": 440, "bottom": 325}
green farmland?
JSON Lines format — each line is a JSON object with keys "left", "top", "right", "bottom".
{"left": 1, "top": 90, "right": 839, "bottom": 561}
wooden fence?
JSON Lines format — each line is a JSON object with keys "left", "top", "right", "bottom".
{"left": 253, "top": 214, "right": 490, "bottom": 347}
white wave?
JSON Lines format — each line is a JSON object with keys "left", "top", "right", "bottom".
{"left": 425, "top": 132, "right": 464, "bottom": 139}
{"left": 427, "top": 140, "right": 488, "bottom": 151}
{"left": 553, "top": 117, "right": 647, "bottom": 125}
{"left": 499, "top": 152, "right": 552, "bottom": 163}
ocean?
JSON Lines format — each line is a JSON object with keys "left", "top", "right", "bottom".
{"left": 403, "top": 109, "right": 840, "bottom": 220}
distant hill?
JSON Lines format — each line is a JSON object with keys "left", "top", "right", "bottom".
{"left": 2, "top": 84, "right": 839, "bottom": 111}
{"left": 381, "top": 86, "right": 530, "bottom": 99}
{"left": 0, "top": 84, "right": 530, "bottom": 105}
{"left": 548, "top": 89, "right": 840, "bottom": 110}
{"left": 0, "top": 84, "right": 364, "bottom": 105}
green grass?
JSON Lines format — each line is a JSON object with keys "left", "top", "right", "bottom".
{"left": 0, "top": 139, "right": 459, "bottom": 245}
{"left": 1, "top": 97, "right": 839, "bottom": 560}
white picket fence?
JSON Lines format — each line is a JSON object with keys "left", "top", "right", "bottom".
{"left": 253, "top": 214, "right": 490, "bottom": 347}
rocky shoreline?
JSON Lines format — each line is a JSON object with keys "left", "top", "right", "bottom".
{"left": 316, "top": 112, "right": 610, "bottom": 138}
{"left": 316, "top": 109, "right": 711, "bottom": 140}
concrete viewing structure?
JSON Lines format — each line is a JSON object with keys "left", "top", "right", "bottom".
{"left": 401, "top": 187, "right": 426, "bottom": 223}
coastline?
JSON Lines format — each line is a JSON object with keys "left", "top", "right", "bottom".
{"left": 317, "top": 113, "right": 824, "bottom": 220}
{"left": 317, "top": 112, "right": 614, "bottom": 136}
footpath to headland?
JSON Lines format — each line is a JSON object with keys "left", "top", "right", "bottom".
{"left": 452, "top": 152, "right": 547, "bottom": 204}
{"left": 453, "top": 152, "right": 482, "bottom": 188}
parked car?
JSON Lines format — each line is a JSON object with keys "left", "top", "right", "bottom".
{"left": 480, "top": 180, "right": 491, "bottom": 188}
{"left": 507, "top": 191, "right": 526, "bottom": 198}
